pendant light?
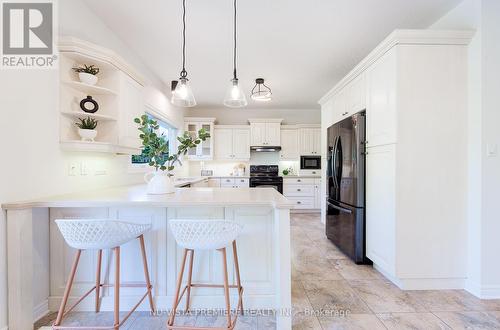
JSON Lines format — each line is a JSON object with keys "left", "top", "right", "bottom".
{"left": 223, "top": 0, "right": 247, "bottom": 108}
{"left": 171, "top": 0, "right": 196, "bottom": 107}
{"left": 251, "top": 78, "right": 272, "bottom": 101}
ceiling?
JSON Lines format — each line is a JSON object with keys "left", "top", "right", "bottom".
{"left": 83, "top": 0, "right": 461, "bottom": 109}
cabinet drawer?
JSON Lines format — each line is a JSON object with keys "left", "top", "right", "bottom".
{"left": 234, "top": 178, "right": 249, "bottom": 187}
{"left": 220, "top": 178, "right": 235, "bottom": 187}
{"left": 287, "top": 197, "right": 315, "bottom": 209}
{"left": 284, "top": 185, "right": 315, "bottom": 196}
{"left": 283, "top": 178, "right": 315, "bottom": 185}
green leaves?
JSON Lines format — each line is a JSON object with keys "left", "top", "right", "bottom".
{"left": 75, "top": 117, "right": 98, "bottom": 129}
{"left": 72, "top": 64, "right": 100, "bottom": 75}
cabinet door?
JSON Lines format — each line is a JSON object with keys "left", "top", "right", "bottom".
{"left": 299, "top": 128, "right": 315, "bottom": 155}
{"left": 118, "top": 73, "right": 144, "bottom": 149}
{"left": 314, "top": 179, "right": 321, "bottom": 209}
{"left": 232, "top": 128, "right": 250, "bottom": 160}
{"left": 332, "top": 88, "right": 348, "bottom": 124}
{"left": 366, "top": 48, "right": 397, "bottom": 147}
{"left": 348, "top": 73, "right": 366, "bottom": 114}
{"left": 234, "top": 178, "right": 249, "bottom": 188}
{"left": 250, "top": 123, "right": 266, "bottom": 146}
{"left": 185, "top": 123, "right": 199, "bottom": 158}
{"left": 312, "top": 128, "right": 321, "bottom": 155}
{"left": 214, "top": 128, "right": 233, "bottom": 160}
{"left": 280, "top": 129, "right": 298, "bottom": 160}
{"left": 366, "top": 144, "right": 396, "bottom": 275}
{"left": 265, "top": 123, "right": 281, "bottom": 146}
{"left": 208, "top": 178, "right": 221, "bottom": 187}
{"left": 198, "top": 122, "right": 214, "bottom": 159}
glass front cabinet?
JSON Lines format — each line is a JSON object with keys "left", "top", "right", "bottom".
{"left": 184, "top": 117, "right": 215, "bottom": 160}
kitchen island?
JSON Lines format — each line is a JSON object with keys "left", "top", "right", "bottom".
{"left": 2, "top": 186, "right": 294, "bottom": 330}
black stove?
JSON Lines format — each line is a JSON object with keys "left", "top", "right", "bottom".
{"left": 249, "top": 165, "right": 283, "bottom": 194}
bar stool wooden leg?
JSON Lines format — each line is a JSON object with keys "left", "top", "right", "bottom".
{"left": 54, "top": 249, "right": 82, "bottom": 326}
{"left": 168, "top": 248, "right": 189, "bottom": 326}
{"left": 114, "top": 247, "right": 120, "bottom": 329}
{"left": 139, "top": 235, "right": 155, "bottom": 313}
{"left": 185, "top": 249, "right": 195, "bottom": 312}
{"left": 221, "top": 247, "right": 232, "bottom": 328}
{"left": 95, "top": 249, "right": 102, "bottom": 313}
{"left": 232, "top": 240, "right": 243, "bottom": 315}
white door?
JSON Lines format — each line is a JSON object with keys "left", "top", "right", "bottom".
{"left": 365, "top": 144, "right": 396, "bottom": 275}
{"left": 299, "top": 128, "right": 315, "bottom": 155}
{"left": 366, "top": 47, "right": 397, "bottom": 147}
{"left": 312, "top": 128, "right": 321, "bottom": 155}
{"left": 232, "top": 128, "right": 250, "bottom": 159}
{"left": 280, "top": 129, "right": 298, "bottom": 160}
{"left": 214, "top": 128, "right": 233, "bottom": 160}
{"left": 250, "top": 123, "right": 266, "bottom": 146}
{"left": 118, "top": 73, "right": 144, "bottom": 149}
{"left": 265, "top": 123, "right": 281, "bottom": 146}
{"left": 348, "top": 73, "right": 366, "bottom": 114}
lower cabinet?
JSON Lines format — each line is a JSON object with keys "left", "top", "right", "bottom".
{"left": 220, "top": 177, "right": 249, "bottom": 188}
{"left": 208, "top": 178, "right": 221, "bottom": 187}
{"left": 191, "top": 178, "right": 209, "bottom": 187}
{"left": 283, "top": 177, "right": 321, "bottom": 210}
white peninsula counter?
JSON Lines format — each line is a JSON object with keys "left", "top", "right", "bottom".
{"left": 2, "top": 186, "right": 294, "bottom": 330}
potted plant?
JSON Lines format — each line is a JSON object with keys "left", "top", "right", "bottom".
{"left": 72, "top": 64, "right": 100, "bottom": 86}
{"left": 75, "top": 117, "right": 98, "bottom": 142}
{"left": 134, "top": 115, "right": 210, "bottom": 194}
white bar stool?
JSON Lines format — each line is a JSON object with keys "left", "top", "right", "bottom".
{"left": 53, "top": 219, "right": 155, "bottom": 330}
{"left": 168, "top": 220, "right": 244, "bottom": 330}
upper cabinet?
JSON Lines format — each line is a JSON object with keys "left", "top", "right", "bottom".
{"left": 184, "top": 118, "right": 215, "bottom": 161}
{"left": 214, "top": 126, "right": 250, "bottom": 161}
{"left": 249, "top": 119, "right": 282, "bottom": 146}
{"left": 58, "top": 37, "right": 146, "bottom": 154}
{"left": 365, "top": 49, "right": 397, "bottom": 147}
{"left": 280, "top": 126, "right": 299, "bottom": 160}
{"left": 348, "top": 72, "right": 366, "bottom": 114}
{"left": 299, "top": 126, "right": 321, "bottom": 155}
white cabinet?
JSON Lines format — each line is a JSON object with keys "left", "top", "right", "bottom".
{"left": 184, "top": 118, "right": 215, "bottom": 161}
{"left": 365, "top": 48, "right": 397, "bottom": 147}
{"left": 219, "top": 177, "right": 249, "bottom": 188}
{"left": 280, "top": 127, "right": 299, "bottom": 160}
{"left": 348, "top": 72, "right": 366, "bottom": 114}
{"left": 214, "top": 126, "right": 250, "bottom": 160}
{"left": 249, "top": 119, "right": 282, "bottom": 146}
{"left": 365, "top": 144, "right": 396, "bottom": 274}
{"left": 118, "top": 73, "right": 144, "bottom": 150}
{"left": 283, "top": 177, "right": 320, "bottom": 211}
{"left": 314, "top": 179, "right": 321, "bottom": 209}
{"left": 298, "top": 127, "right": 321, "bottom": 155}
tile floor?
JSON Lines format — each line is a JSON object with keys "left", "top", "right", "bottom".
{"left": 37, "top": 213, "right": 500, "bottom": 329}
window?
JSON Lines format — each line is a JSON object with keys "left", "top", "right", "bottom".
{"left": 131, "top": 114, "right": 177, "bottom": 165}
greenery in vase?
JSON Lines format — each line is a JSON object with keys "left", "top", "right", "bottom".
{"left": 134, "top": 114, "right": 210, "bottom": 174}
{"left": 75, "top": 117, "right": 98, "bottom": 130}
{"left": 72, "top": 64, "right": 100, "bottom": 75}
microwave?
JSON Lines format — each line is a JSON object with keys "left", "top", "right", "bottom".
{"left": 300, "top": 155, "right": 321, "bottom": 170}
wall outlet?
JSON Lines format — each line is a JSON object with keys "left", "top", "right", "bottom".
{"left": 487, "top": 143, "right": 498, "bottom": 157}
{"left": 68, "top": 163, "right": 79, "bottom": 176}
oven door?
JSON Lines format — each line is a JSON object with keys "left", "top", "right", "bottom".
{"left": 300, "top": 156, "right": 321, "bottom": 170}
{"left": 250, "top": 179, "right": 283, "bottom": 194}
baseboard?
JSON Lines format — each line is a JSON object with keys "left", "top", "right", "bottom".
{"left": 49, "top": 294, "right": 275, "bottom": 312}
{"left": 290, "top": 209, "right": 320, "bottom": 214}
{"left": 33, "top": 299, "right": 50, "bottom": 322}
{"left": 466, "top": 280, "right": 500, "bottom": 299}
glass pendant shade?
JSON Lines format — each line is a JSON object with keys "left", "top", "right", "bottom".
{"left": 223, "top": 78, "right": 247, "bottom": 108}
{"left": 171, "top": 78, "right": 196, "bottom": 107}
{"left": 251, "top": 78, "right": 272, "bottom": 101}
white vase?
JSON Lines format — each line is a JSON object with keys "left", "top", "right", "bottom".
{"left": 144, "top": 171, "right": 175, "bottom": 194}
{"left": 78, "top": 128, "right": 97, "bottom": 142}
{"left": 78, "top": 72, "right": 98, "bottom": 86}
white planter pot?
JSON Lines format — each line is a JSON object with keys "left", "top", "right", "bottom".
{"left": 78, "top": 72, "right": 98, "bottom": 86}
{"left": 144, "top": 171, "right": 175, "bottom": 194}
{"left": 78, "top": 128, "right": 97, "bottom": 142}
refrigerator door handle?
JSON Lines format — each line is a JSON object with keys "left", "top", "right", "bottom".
{"left": 326, "top": 200, "right": 352, "bottom": 214}
{"left": 332, "top": 136, "right": 339, "bottom": 187}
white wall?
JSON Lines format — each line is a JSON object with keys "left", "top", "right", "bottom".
{"left": 0, "top": 1, "right": 184, "bottom": 328}
{"left": 187, "top": 108, "right": 321, "bottom": 125}
{"left": 430, "top": 0, "right": 500, "bottom": 298}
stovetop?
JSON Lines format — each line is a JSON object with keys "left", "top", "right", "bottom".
{"left": 250, "top": 165, "right": 279, "bottom": 177}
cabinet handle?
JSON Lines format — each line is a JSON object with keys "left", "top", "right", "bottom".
{"left": 297, "top": 179, "right": 301, "bottom": 182}
{"left": 297, "top": 201, "right": 301, "bottom": 204}
{"left": 297, "top": 189, "right": 301, "bottom": 192}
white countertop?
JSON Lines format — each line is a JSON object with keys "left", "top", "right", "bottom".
{"left": 282, "top": 175, "right": 321, "bottom": 179}
{"left": 2, "top": 185, "right": 295, "bottom": 210}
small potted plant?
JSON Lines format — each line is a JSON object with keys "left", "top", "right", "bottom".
{"left": 72, "top": 64, "right": 100, "bottom": 86}
{"left": 135, "top": 115, "right": 210, "bottom": 194}
{"left": 75, "top": 117, "right": 98, "bottom": 142}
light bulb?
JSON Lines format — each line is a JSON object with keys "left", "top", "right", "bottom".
{"left": 223, "top": 78, "right": 247, "bottom": 108}
{"left": 171, "top": 78, "right": 196, "bottom": 107}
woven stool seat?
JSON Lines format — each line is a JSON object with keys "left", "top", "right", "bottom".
{"left": 169, "top": 219, "right": 242, "bottom": 250}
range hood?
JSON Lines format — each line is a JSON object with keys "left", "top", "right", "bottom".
{"left": 250, "top": 146, "right": 282, "bottom": 152}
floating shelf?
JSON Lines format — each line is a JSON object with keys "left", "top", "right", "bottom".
{"left": 62, "top": 80, "right": 118, "bottom": 95}
{"left": 61, "top": 111, "right": 117, "bottom": 122}
{"left": 60, "top": 140, "right": 141, "bottom": 155}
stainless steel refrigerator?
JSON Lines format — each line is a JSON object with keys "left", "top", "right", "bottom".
{"left": 326, "top": 111, "right": 369, "bottom": 264}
